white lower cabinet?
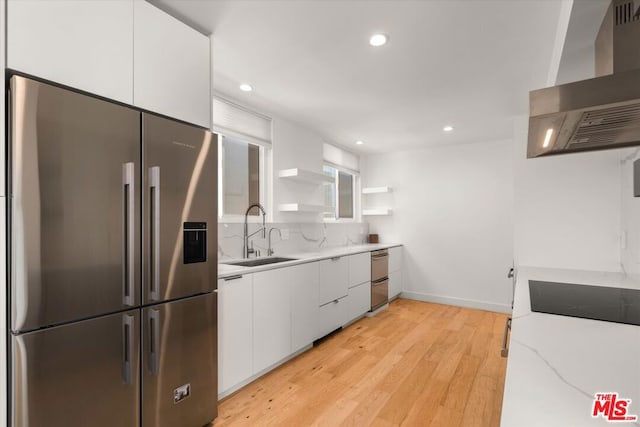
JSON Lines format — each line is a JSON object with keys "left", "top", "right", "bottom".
{"left": 318, "top": 257, "right": 349, "bottom": 305}
{"left": 217, "top": 275, "right": 253, "bottom": 394}
{"left": 345, "top": 281, "right": 371, "bottom": 324}
{"left": 389, "top": 270, "right": 402, "bottom": 299}
{"left": 317, "top": 297, "right": 347, "bottom": 339}
{"left": 253, "top": 269, "right": 292, "bottom": 374}
{"left": 291, "top": 263, "right": 319, "bottom": 352}
{"left": 389, "top": 246, "right": 403, "bottom": 273}
{"left": 348, "top": 252, "right": 371, "bottom": 287}
{"left": 219, "top": 249, "right": 402, "bottom": 395}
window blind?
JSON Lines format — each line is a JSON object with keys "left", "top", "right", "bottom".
{"left": 323, "top": 142, "right": 360, "bottom": 173}
{"left": 212, "top": 97, "right": 272, "bottom": 147}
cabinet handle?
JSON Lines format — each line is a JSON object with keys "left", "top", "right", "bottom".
{"left": 223, "top": 275, "right": 244, "bottom": 281}
{"left": 122, "top": 162, "right": 135, "bottom": 306}
{"left": 149, "top": 309, "right": 160, "bottom": 376}
{"left": 122, "top": 314, "right": 134, "bottom": 384}
{"left": 500, "top": 318, "right": 512, "bottom": 358}
{"left": 507, "top": 268, "right": 514, "bottom": 279}
{"left": 149, "top": 166, "right": 161, "bottom": 301}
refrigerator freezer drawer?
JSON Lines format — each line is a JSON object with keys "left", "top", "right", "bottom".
{"left": 11, "top": 310, "right": 140, "bottom": 427}
{"left": 142, "top": 292, "right": 217, "bottom": 427}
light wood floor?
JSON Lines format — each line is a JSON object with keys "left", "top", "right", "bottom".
{"left": 213, "top": 298, "right": 509, "bottom": 427}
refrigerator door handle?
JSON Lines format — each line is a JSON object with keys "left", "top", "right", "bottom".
{"left": 149, "top": 166, "right": 160, "bottom": 301}
{"left": 122, "top": 314, "right": 134, "bottom": 384}
{"left": 123, "top": 162, "right": 135, "bottom": 306}
{"left": 149, "top": 309, "right": 160, "bottom": 376}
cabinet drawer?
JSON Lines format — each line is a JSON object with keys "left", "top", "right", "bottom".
{"left": 345, "top": 281, "right": 371, "bottom": 324}
{"left": 317, "top": 298, "right": 346, "bottom": 339}
{"left": 318, "top": 257, "right": 349, "bottom": 306}
{"left": 348, "top": 252, "right": 371, "bottom": 288}
{"left": 389, "top": 246, "right": 403, "bottom": 273}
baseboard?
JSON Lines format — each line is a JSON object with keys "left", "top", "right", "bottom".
{"left": 400, "top": 291, "right": 512, "bottom": 314}
{"left": 218, "top": 343, "right": 313, "bottom": 400}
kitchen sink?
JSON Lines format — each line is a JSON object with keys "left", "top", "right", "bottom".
{"left": 222, "top": 257, "right": 298, "bottom": 267}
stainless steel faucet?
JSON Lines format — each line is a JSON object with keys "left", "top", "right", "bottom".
{"left": 267, "top": 227, "right": 282, "bottom": 256}
{"left": 243, "top": 203, "right": 266, "bottom": 258}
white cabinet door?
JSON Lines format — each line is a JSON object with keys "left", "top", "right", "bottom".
{"left": 291, "top": 262, "right": 319, "bottom": 352}
{"left": 134, "top": 0, "right": 210, "bottom": 127}
{"left": 318, "top": 257, "right": 349, "bottom": 306}
{"left": 7, "top": 0, "right": 134, "bottom": 104}
{"left": 345, "top": 281, "right": 371, "bottom": 325}
{"left": 253, "top": 269, "right": 291, "bottom": 374}
{"left": 217, "top": 275, "right": 253, "bottom": 394}
{"left": 348, "top": 252, "right": 371, "bottom": 288}
{"left": 389, "top": 270, "right": 402, "bottom": 299}
{"left": 389, "top": 246, "right": 403, "bottom": 273}
{"left": 317, "top": 298, "right": 346, "bottom": 339}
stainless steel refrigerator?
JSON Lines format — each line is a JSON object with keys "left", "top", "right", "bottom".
{"left": 8, "top": 75, "right": 218, "bottom": 427}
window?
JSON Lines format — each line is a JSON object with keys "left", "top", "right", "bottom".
{"left": 218, "top": 135, "right": 266, "bottom": 217}
{"left": 323, "top": 165, "right": 355, "bottom": 220}
{"left": 212, "top": 96, "right": 272, "bottom": 218}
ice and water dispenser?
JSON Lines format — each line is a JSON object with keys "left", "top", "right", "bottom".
{"left": 183, "top": 222, "right": 207, "bottom": 264}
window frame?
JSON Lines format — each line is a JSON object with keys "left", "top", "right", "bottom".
{"left": 217, "top": 133, "right": 270, "bottom": 222}
{"left": 323, "top": 163, "right": 359, "bottom": 222}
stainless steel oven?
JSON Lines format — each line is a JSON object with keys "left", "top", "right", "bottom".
{"left": 371, "top": 249, "right": 389, "bottom": 310}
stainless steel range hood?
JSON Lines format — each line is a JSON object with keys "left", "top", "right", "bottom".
{"left": 528, "top": 0, "right": 640, "bottom": 158}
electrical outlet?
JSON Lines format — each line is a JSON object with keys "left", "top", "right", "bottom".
{"left": 281, "top": 229, "right": 290, "bottom": 240}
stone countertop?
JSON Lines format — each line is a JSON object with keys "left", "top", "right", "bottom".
{"left": 217, "top": 243, "right": 401, "bottom": 279}
{"left": 501, "top": 266, "right": 640, "bottom": 427}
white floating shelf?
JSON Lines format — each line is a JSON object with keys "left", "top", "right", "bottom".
{"left": 278, "top": 203, "right": 334, "bottom": 213}
{"left": 278, "top": 168, "right": 333, "bottom": 185}
{"left": 362, "top": 208, "right": 392, "bottom": 216}
{"left": 362, "top": 186, "right": 392, "bottom": 194}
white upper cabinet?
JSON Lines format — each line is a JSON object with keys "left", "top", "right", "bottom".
{"left": 7, "top": 0, "right": 134, "bottom": 104}
{"left": 133, "top": 0, "right": 210, "bottom": 128}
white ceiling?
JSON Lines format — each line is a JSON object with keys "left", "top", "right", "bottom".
{"left": 155, "top": 0, "right": 567, "bottom": 153}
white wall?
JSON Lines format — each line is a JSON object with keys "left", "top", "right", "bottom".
{"left": 619, "top": 147, "right": 640, "bottom": 276}
{"left": 512, "top": 115, "right": 621, "bottom": 272}
{"left": 362, "top": 139, "right": 515, "bottom": 313}
{"left": 271, "top": 117, "right": 326, "bottom": 223}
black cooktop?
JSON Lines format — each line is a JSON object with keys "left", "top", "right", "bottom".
{"left": 529, "top": 280, "right": 640, "bottom": 326}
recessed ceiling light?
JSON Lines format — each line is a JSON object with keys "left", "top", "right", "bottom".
{"left": 356, "top": 140, "right": 364, "bottom": 145}
{"left": 443, "top": 125, "right": 454, "bottom": 132}
{"left": 239, "top": 83, "right": 253, "bottom": 92}
{"left": 369, "top": 34, "right": 388, "bottom": 47}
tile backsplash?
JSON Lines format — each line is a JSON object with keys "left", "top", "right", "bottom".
{"left": 218, "top": 222, "right": 370, "bottom": 260}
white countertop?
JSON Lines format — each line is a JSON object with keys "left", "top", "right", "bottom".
{"left": 217, "top": 243, "right": 402, "bottom": 279}
{"left": 501, "top": 266, "right": 640, "bottom": 427}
